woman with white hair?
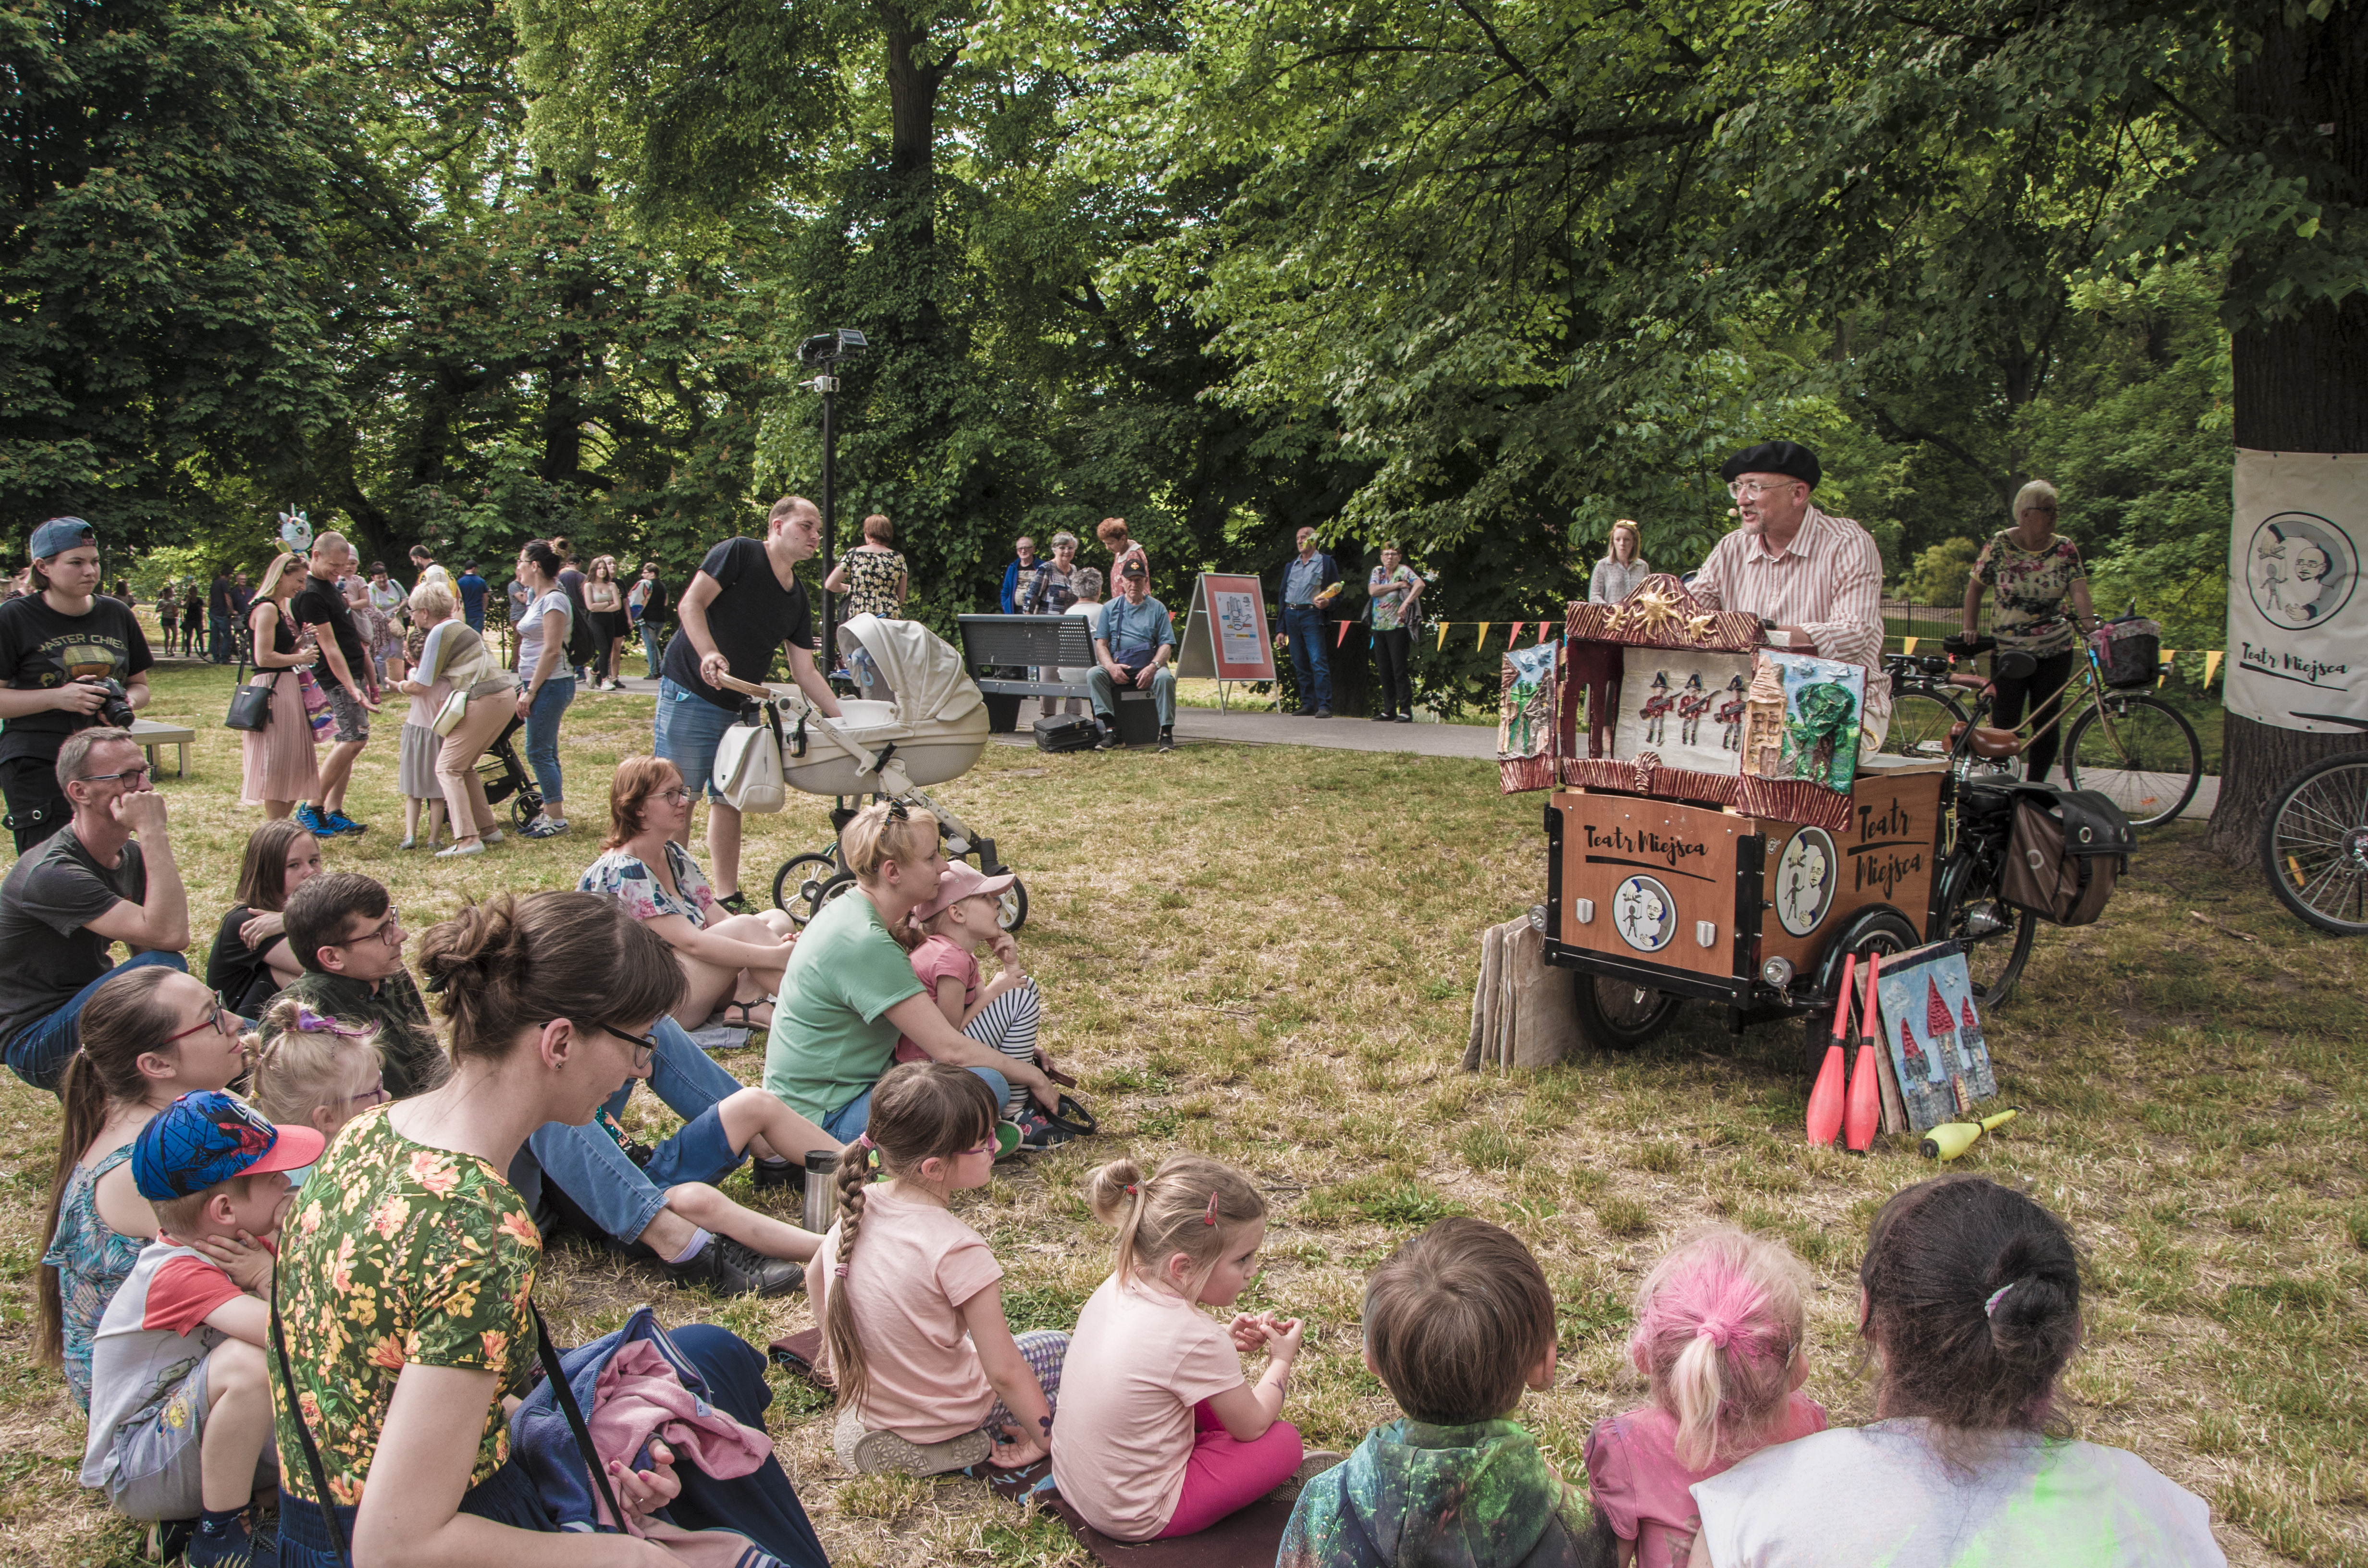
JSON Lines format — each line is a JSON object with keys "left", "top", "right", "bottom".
{"left": 1963, "top": 479, "right": 2095, "bottom": 783}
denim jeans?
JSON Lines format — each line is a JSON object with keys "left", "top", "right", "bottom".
{"left": 653, "top": 676, "right": 740, "bottom": 803}
{"left": 641, "top": 622, "right": 666, "bottom": 678}
{"left": 522, "top": 674, "right": 574, "bottom": 807}
{"left": 822, "top": 1065, "right": 1011, "bottom": 1141}
{"left": 518, "top": 1014, "right": 752, "bottom": 1246}
{"left": 4, "top": 950, "right": 190, "bottom": 1092}
{"left": 208, "top": 612, "right": 233, "bottom": 663}
{"left": 1086, "top": 665, "right": 1176, "bottom": 728}
{"left": 1282, "top": 604, "right": 1332, "bottom": 710}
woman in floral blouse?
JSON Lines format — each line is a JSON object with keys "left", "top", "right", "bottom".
{"left": 823, "top": 513, "right": 908, "bottom": 621}
{"left": 580, "top": 755, "right": 800, "bottom": 1029}
{"left": 271, "top": 890, "right": 826, "bottom": 1568}
{"left": 1964, "top": 478, "right": 2095, "bottom": 783}
{"left": 1367, "top": 543, "right": 1424, "bottom": 723}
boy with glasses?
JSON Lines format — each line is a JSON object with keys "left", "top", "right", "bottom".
{"left": 259, "top": 872, "right": 449, "bottom": 1098}
{"left": 0, "top": 727, "right": 190, "bottom": 1091}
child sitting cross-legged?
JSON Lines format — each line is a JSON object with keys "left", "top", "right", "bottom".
{"left": 1584, "top": 1227, "right": 1827, "bottom": 1568}
{"left": 80, "top": 1090, "right": 323, "bottom": 1567}
{"left": 814, "top": 1062, "right": 1069, "bottom": 1475}
{"left": 1279, "top": 1216, "right": 1616, "bottom": 1568}
{"left": 1052, "top": 1153, "right": 1342, "bottom": 1543}
{"left": 894, "top": 863, "right": 1073, "bottom": 1149}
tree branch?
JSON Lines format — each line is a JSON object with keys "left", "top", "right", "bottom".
{"left": 1449, "top": 0, "right": 1554, "bottom": 105}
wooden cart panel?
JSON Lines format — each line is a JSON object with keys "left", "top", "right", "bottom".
{"left": 1757, "top": 769, "right": 1943, "bottom": 970}
{"left": 1554, "top": 794, "right": 1750, "bottom": 980}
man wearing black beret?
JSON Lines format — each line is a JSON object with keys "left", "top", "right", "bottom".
{"left": 1689, "top": 440, "right": 1891, "bottom": 743}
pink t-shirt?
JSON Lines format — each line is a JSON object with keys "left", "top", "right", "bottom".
{"left": 892, "top": 935, "right": 979, "bottom": 1064}
{"left": 1050, "top": 1273, "right": 1247, "bottom": 1541}
{"left": 1585, "top": 1392, "right": 1828, "bottom": 1568}
{"left": 809, "top": 1187, "right": 1001, "bottom": 1442}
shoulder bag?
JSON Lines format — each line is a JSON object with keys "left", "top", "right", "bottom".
{"left": 224, "top": 650, "right": 279, "bottom": 733}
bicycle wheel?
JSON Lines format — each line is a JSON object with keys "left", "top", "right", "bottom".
{"left": 2261, "top": 753, "right": 2368, "bottom": 934}
{"left": 1882, "top": 690, "right": 1966, "bottom": 760}
{"left": 1933, "top": 848, "right": 2038, "bottom": 1006}
{"left": 1572, "top": 975, "right": 1682, "bottom": 1050}
{"left": 2062, "top": 694, "right": 2202, "bottom": 829}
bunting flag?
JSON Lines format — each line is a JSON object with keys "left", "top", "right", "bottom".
{"left": 2204, "top": 650, "right": 2223, "bottom": 687}
{"left": 1476, "top": 621, "right": 1492, "bottom": 649}
{"left": 1538, "top": 622, "right": 1554, "bottom": 645}
{"left": 1903, "top": 636, "right": 1918, "bottom": 654}
{"left": 1335, "top": 620, "right": 1351, "bottom": 647}
{"left": 1436, "top": 621, "right": 1450, "bottom": 652}
{"left": 1508, "top": 620, "right": 1526, "bottom": 645}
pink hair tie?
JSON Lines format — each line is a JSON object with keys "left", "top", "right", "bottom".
{"left": 853, "top": 1133, "right": 876, "bottom": 1151}
{"left": 833, "top": 1265, "right": 849, "bottom": 1278}
{"left": 1696, "top": 1320, "right": 1734, "bottom": 1350}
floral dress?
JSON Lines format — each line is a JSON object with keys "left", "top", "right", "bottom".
{"left": 271, "top": 1105, "right": 541, "bottom": 1507}
{"left": 578, "top": 841, "right": 719, "bottom": 928}
{"left": 1972, "top": 532, "right": 2086, "bottom": 656}
{"left": 1369, "top": 565, "right": 1420, "bottom": 631}
{"left": 41, "top": 1145, "right": 146, "bottom": 1412}
{"left": 839, "top": 549, "right": 906, "bottom": 620}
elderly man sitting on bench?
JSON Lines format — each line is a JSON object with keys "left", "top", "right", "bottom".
{"left": 1088, "top": 558, "right": 1175, "bottom": 754}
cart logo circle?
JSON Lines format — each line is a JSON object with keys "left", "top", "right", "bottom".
{"left": 1773, "top": 828, "right": 1837, "bottom": 937}
{"left": 2245, "top": 512, "right": 2357, "bottom": 631}
{"left": 1612, "top": 875, "right": 1676, "bottom": 953}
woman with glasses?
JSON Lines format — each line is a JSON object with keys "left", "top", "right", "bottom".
{"left": 580, "top": 757, "right": 799, "bottom": 1030}
{"left": 1964, "top": 479, "right": 2095, "bottom": 783}
{"left": 272, "top": 891, "right": 830, "bottom": 1568}
{"left": 38, "top": 967, "right": 247, "bottom": 1412}
{"left": 206, "top": 820, "right": 325, "bottom": 1019}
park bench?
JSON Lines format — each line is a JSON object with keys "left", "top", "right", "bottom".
{"left": 955, "top": 614, "right": 1159, "bottom": 745}
{"left": 130, "top": 718, "right": 197, "bottom": 779}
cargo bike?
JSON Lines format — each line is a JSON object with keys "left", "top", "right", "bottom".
{"left": 702, "top": 613, "right": 1030, "bottom": 932}
{"left": 1511, "top": 577, "right": 2130, "bottom": 1073}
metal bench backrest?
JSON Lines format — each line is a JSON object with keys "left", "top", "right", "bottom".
{"left": 957, "top": 614, "right": 1097, "bottom": 670}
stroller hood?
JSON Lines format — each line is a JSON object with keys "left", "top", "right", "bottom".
{"left": 838, "top": 614, "right": 984, "bottom": 727}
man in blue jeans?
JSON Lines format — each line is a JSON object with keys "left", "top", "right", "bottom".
{"left": 1279, "top": 525, "right": 1341, "bottom": 717}
{"left": 515, "top": 1015, "right": 826, "bottom": 1296}
{"left": 0, "top": 728, "right": 190, "bottom": 1091}
{"left": 656, "top": 496, "right": 843, "bottom": 912}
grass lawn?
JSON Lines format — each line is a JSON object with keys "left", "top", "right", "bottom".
{"left": 1, "top": 661, "right": 2359, "bottom": 1567}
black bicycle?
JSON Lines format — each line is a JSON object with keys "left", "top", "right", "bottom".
{"left": 1924, "top": 650, "right": 2045, "bottom": 1006}
{"left": 2260, "top": 718, "right": 2368, "bottom": 935}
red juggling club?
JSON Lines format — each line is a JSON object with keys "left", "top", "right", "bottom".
{"left": 1806, "top": 952, "right": 1853, "bottom": 1148}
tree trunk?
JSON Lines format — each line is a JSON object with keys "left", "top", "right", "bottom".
{"left": 2205, "top": 1, "right": 2368, "bottom": 866}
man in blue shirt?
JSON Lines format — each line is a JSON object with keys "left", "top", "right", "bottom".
{"left": 1088, "top": 558, "right": 1176, "bottom": 752}
{"left": 455, "top": 562, "right": 489, "bottom": 631}
{"left": 1278, "top": 525, "right": 1341, "bottom": 718}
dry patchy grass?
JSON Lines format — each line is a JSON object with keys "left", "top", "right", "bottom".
{"left": 0, "top": 663, "right": 2360, "bottom": 1565}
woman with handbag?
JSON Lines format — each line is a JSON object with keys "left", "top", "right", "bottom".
{"left": 271, "top": 891, "right": 830, "bottom": 1568}
{"left": 238, "top": 551, "right": 321, "bottom": 821}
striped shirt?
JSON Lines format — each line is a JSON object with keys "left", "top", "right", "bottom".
{"left": 1690, "top": 506, "right": 1891, "bottom": 739}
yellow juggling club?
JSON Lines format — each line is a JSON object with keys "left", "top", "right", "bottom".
{"left": 1920, "top": 1108, "right": 2019, "bottom": 1162}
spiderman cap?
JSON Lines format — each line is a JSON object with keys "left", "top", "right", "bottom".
{"left": 133, "top": 1090, "right": 325, "bottom": 1202}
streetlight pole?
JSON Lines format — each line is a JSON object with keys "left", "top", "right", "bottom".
{"left": 799, "top": 327, "right": 866, "bottom": 675}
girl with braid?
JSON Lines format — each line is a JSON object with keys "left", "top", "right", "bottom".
{"left": 1052, "top": 1153, "right": 1340, "bottom": 1542}
{"left": 811, "top": 1062, "right": 1066, "bottom": 1476}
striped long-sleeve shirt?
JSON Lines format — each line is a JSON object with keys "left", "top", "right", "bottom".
{"left": 1689, "top": 506, "right": 1891, "bottom": 741}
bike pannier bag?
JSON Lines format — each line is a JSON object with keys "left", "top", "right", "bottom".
{"left": 2088, "top": 616, "right": 2162, "bottom": 690}
{"left": 2000, "top": 787, "right": 2133, "bottom": 926}
{"left": 1033, "top": 714, "right": 1098, "bottom": 753}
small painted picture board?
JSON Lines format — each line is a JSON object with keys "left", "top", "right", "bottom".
{"left": 1876, "top": 942, "right": 1999, "bottom": 1133}
{"left": 1609, "top": 648, "right": 1752, "bottom": 773}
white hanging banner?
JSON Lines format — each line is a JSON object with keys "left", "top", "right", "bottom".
{"left": 2228, "top": 450, "right": 2367, "bottom": 732}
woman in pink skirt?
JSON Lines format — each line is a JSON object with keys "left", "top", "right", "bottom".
{"left": 241, "top": 550, "right": 322, "bottom": 818}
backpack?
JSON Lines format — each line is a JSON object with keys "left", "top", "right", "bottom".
{"left": 2000, "top": 786, "right": 2133, "bottom": 926}
{"left": 559, "top": 576, "right": 599, "bottom": 667}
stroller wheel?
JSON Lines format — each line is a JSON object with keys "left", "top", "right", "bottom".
{"left": 996, "top": 876, "right": 1028, "bottom": 933}
{"left": 773, "top": 852, "right": 843, "bottom": 926}
{"left": 513, "top": 791, "right": 543, "bottom": 829}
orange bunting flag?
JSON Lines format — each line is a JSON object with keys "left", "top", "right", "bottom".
{"left": 1335, "top": 620, "right": 1351, "bottom": 647}
{"left": 1436, "top": 621, "right": 1451, "bottom": 652}
{"left": 1476, "top": 621, "right": 1492, "bottom": 649}
{"left": 2204, "top": 650, "right": 2223, "bottom": 687}
{"left": 1508, "top": 621, "right": 1525, "bottom": 646}
{"left": 1538, "top": 623, "right": 1553, "bottom": 645}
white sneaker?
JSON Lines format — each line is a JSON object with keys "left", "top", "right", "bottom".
{"left": 436, "top": 840, "right": 486, "bottom": 858}
{"left": 481, "top": 829, "right": 505, "bottom": 845}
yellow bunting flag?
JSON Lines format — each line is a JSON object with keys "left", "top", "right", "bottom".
{"left": 2204, "top": 650, "right": 2223, "bottom": 687}
{"left": 1436, "top": 621, "right": 1451, "bottom": 652}
{"left": 1903, "top": 637, "right": 1918, "bottom": 655}
{"left": 1476, "top": 622, "right": 1492, "bottom": 649}
{"left": 2159, "top": 650, "right": 2174, "bottom": 688}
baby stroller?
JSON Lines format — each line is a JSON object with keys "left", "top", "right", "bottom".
{"left": 708, "top": 614, "right": 1027, "bottom": 931}
{"left": 473, "top": 712, "right": 546, "bottom": 829}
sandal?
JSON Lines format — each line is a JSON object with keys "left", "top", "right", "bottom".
{"left": 719, "top": 996, "right": 774, "bottom": 1030}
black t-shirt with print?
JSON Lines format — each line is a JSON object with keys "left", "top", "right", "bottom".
{"left": 290, "top": 577, "right": 368, "bottom": 686}
{"left": 0, "top": 594, "right": 154, "bottom": 764}
{"left": 660, "top": 537, "right": 816, "bottom": 710}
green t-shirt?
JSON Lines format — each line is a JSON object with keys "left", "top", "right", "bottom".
{"left": 764, "top": 890, "right": 926, "bottom": 1122}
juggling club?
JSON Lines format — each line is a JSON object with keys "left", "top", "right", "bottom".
{"left": 1806, "top": 953, "right": 1853, "bottom": 1148}
{"left": 1921, "top": 1108, "right": 2020, "bottom": 1162}
{"left": 1843, "top": 950, "right": 1883, "bottom": 1152}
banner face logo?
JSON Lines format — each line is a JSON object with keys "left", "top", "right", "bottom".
{"left": 2229, "top": 452, "right": 2366, "bottom": 733}
{"left": 1612, "top": 874, "right": 1676, "bottom": 953}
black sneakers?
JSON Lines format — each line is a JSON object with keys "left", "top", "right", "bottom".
{"left": 1158, "top": 727, "right": 1174, "bottom": 752}
{"left": 1093, "top": 719, "right": 1121, "bottom": 750}
{"left": 666, "top": 1236, "right": 804, "bottom": 1298}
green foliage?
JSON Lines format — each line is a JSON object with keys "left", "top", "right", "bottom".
{"left": 1900, "top": 538, "right": 1983, "bottom": 608}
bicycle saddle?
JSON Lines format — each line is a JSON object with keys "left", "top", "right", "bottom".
{"left": 1946, "top": 672, "right": 1991, "bottom": 691}
{"left": 1949, "top": 721, "right": 2023, "bottom": 759}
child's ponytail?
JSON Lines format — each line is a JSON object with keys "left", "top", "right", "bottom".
{"left": 1083, "top": 1153, "right": 1264, "bottom": 1298}
{"left": 824, "top": 1063, "right": 998, "bottom": 1412}
{"left": 1628, "top": 1226, "right": 1810, "bottom": 1469}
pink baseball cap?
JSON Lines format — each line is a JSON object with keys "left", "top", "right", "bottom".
{"left": 913, "top": 862, "right": 1016, "bottom": 924}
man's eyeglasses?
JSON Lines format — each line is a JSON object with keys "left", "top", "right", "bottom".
{"left": 338, "top": 908, "right": 403, "bottom": 949}
{"left": 163, "top": 990, "right": 238, "bottom": 1045}
{"left": 81, "top": 765, "right": 151, "bottom": 787}
{"left": 1727, "top": 479, "right": 1796, "bottom": 501}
